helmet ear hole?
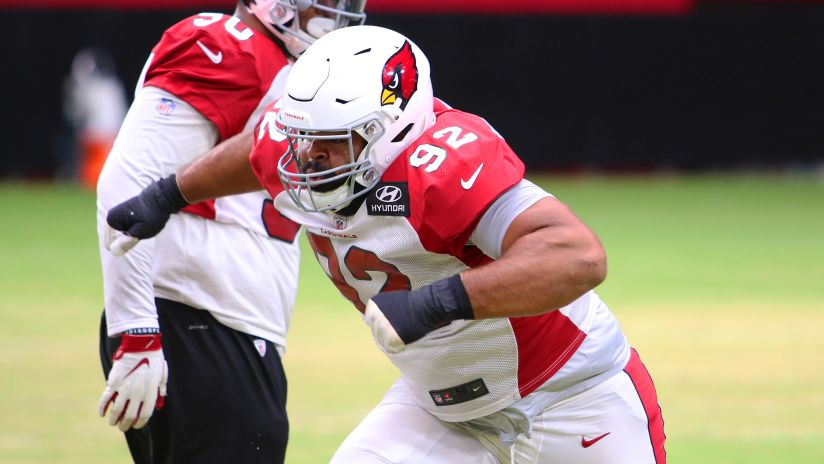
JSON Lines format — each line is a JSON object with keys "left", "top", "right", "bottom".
{"left": 271, "top": 3, "right": 295, "bottom": 24}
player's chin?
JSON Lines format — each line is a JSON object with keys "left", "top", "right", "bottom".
{"left": 309, "top": 175, "right": 348, "bottom": 193}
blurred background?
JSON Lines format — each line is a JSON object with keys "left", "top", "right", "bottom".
{"left": 1, "top": 0, "right": 823, "bottom": 180}
{"left": 1, "top": 1, "right": 822, "bottom": 463}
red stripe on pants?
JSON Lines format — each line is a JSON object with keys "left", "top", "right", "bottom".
{"left": 624, "top": 348, "right": 667, "bottom": 464}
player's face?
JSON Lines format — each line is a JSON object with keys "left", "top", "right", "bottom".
{"left": 297, "top": 131, "right": 367, "bottom": 192}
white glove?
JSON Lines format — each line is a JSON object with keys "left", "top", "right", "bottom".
{"left": 98, "top": 333, "right": 168, "bottom": 432}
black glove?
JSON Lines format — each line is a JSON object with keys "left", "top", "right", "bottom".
{"left": 107, "top": 174, "right": 189, "bottom": 240}
{"left": 364, "top": 274, "right": 474, "bottom": 353}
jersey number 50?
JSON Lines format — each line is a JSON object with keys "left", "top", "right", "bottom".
{"left": 193, "top": 13, "right": 253, "bottom": 41}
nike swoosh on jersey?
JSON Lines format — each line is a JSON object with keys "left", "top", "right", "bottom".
{"left": 196, "top": 40, "right": 223, "bottom": 64}
{"left": 581, "top": 432, "right": 610, "bottom": 448}
{"left": 461, "top": 163, "right": 484, "bottom": 190}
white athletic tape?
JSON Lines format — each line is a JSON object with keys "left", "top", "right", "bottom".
{"left": 107, "top": 229, "right": 140, "bottom": 257}
{"left": 364, "top": 300, "right": 406, "bottom": 354}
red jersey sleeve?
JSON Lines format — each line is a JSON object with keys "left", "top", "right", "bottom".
{"left": 249, "top": 103, "right": 290, "bottom": 198}
{"left": 143, "top": 13, "right": 287, "bottom": 140}
{"left": 403, "top": 109, "right": 525, "bottom": 256}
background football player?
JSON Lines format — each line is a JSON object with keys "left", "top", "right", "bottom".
{"left": 96, "top": 2, "right": 365, "bottom": 463}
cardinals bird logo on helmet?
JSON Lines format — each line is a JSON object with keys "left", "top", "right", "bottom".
{"left": 276, "top": 26, "right": 434, "bottom": 213}
{"left": 381, "top": 41, "right": 418, "bottom": 110}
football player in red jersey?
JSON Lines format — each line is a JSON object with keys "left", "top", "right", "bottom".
{"left": 105, "top": 25, "right": 666, "bottom": 463}
{"left": 95, "top": 2, "right": 365, "bottom": 463}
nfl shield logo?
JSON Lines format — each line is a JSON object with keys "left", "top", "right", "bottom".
{"left": 156, "top": 97, "right": 176, "bottom": 115}
{"left": 253, "top": 339, "right": 267, "bottom": 357}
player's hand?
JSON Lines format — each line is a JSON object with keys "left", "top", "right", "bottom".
{"left": 105, "top": 175, "right": 189, "bottom": 255}
{"left": 98, "top": 333, "right": 168, "bottom": 432}
{"left": 364, "top": 291, "right": 420, "bottom": 354}
{"left": 364, "top": 275, "right": 474, "bottom": 354}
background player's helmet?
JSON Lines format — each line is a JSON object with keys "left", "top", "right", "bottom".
{"left": 245, "top": 0, "right": 367, "bottom": 58}
{"left": 276, "top": 25, "right": 435, "bottom": 213}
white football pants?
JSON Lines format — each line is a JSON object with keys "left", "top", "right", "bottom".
{"left": 330, "top": 349, "right": 665, "bottom": 463}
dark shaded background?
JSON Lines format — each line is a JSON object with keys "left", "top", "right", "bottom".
{"left": 1, "top": 1, "right": 822, "bottom": 178}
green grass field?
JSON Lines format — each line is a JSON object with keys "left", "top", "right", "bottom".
{"left": 1, "top": 173, "right": 822, "bottom": 463}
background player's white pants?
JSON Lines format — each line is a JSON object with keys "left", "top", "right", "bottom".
{"left": 331, "top": 350, "right": 665, "bottom": 464}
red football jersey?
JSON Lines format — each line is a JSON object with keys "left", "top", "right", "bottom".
{"left": 99, "top": 14, "right": 301, "bottom": 346}
{"left": 139, "top": 13, "right": 296, "bottom": 237}
{"left": 143, "top": 13, "right": 289, "bottom": 140}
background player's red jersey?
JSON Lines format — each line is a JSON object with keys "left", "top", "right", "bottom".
{"left": 99, "top": 12, "right": 299, "bottom": 344}
{"left": 143, "top": 13, "right": 288, "bottom": 140}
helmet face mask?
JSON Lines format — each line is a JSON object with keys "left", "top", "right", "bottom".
{"left": 246, "top": 0, "right": 367, "bottom": 57}
{"left": 275, "top": 25, "right": 435, "bottom": 214}
{"left": 278, "top": 114, "right": 388, "bottom": 213}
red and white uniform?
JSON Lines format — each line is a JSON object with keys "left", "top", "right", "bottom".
{"left": 252, "top": 103, "right": 624, "bottom": 414}
{"left": 251, "top": 103, "right": 665, "bottom": 462}
{"left": 98, "top": 13, "right": 300, "bottom": 348}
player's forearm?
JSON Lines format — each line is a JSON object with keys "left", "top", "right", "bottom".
{"left": 366, "top": 225, "right": 605, "bottom": 352}
{"left": 176, "top": 129, "right": 261, "bottom": 203}
{"left": 462, "top": 226, "right": 606, "bottom": 319}
{"left": 98, "top": 212, "right": 159, "bottom": 334}
{"left": 100, "top": 245, "right": 160, "bottom": 334}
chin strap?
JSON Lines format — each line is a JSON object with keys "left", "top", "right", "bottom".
{"left": 330, "top": 180, "right": 369, "bottom": 216}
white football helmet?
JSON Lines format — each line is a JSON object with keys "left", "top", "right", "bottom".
{"left": 276, "top": 25, "right": 435, "bottom": 213}
{"left": 246, "top": 0, "right": 366, "bottom": 57}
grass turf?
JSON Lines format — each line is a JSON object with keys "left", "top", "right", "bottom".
{"left": 0, "top": 173, "right": 822, "bottom": 463}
